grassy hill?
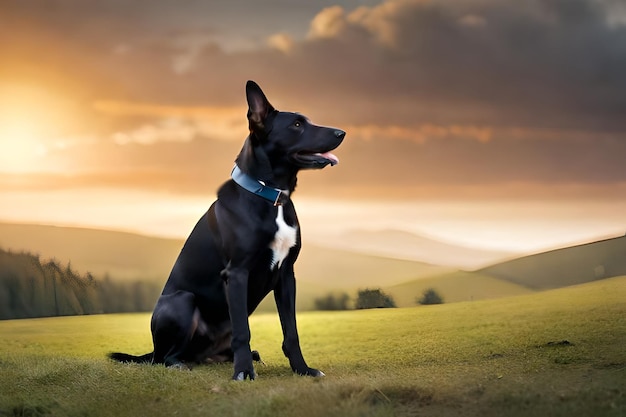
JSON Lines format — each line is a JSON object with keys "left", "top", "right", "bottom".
{"left": 480, "top": 234, "right": 626, "bottom": 289}
{"left": 385, "top": 270, "right": 534, "bottom": 307}
{"left": 382, "top": 233, "right": 626, "bottom": 308}
{"left": 0, "top": 222, "right": 444, "bottom": 312}
{"left": 0, "top": 222, "right": 182, "bottom": 281}
{"left": 2, "top": 223, "right": 624, "bottom": 314}
{"left": 0, "top": 277, "right": 624, "bottom": 417}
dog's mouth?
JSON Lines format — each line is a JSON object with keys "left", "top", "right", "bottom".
{"left": 292, "top": 151, "right": 339, "bottom": 168}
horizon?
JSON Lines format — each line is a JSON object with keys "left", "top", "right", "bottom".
{"left": 1, "top": 192, "right": 625, "bottom": 256}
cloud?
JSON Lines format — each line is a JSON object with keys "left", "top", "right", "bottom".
{"left": 293, "top": 0, "right": 626, "bottom": 131}
{"left": 308, "top": 6, "right": 348, "bottom": 39}
{"left": 590, "top": 0, "right": 626, "bottom": 27}
{"left": 2, "top": 118, "right": 625, "bottom": 199}
{"left": 4, "top": 0, "right": 625, "bottom": 132}
{"left": 458, "top": 14, "right": 487, "bottom": 28}
{"left": 1, "top": 0, "right": 625, "bottom": 197}
{"left": 171, "top": 35, "right": 221, "bottom": 75}
{"left": 267, "top": 33, "right": 296, "bottom": 54}
{"left": 111, "top": 119, "right": 195, "bottom": 146}
{"left": 93, "top": 101, "right": 248, "bottom": 143}
{"left": 347, "top": 124, "right": 493, "bottom": 143}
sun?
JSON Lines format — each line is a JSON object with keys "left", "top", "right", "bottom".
{"left": 0, "top": 112, "right": 48, "bottom": 173}
{"left": 0, "top": 83, "right": 68, "bottom": 173}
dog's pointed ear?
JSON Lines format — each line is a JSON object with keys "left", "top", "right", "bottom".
{"left": 246, "top": 80, "right": 275, "bottom": 134}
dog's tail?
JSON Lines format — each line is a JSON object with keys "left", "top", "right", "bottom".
{"left": 108, "top": 351, "right": 154, "bottom": 364}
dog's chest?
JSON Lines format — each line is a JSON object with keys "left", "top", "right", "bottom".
{"left": 269, "top": 206, "right": 298, "bottom": 269}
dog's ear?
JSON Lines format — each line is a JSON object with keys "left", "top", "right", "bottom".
{"left": 246, "top": 81, "right": 275, "bottom": 134}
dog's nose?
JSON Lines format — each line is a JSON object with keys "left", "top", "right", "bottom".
{"left": 334, "top": 130, "right": 346, "bottom": 139}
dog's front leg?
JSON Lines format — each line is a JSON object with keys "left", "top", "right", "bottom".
{"left": 224, "top": 266, "right": 255, "bottom": 381}
{"left": 274, "top": 267, "right": 324, "bottom": 377}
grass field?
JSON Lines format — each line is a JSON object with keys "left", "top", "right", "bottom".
{"left": 1, "top": 277, "right": 624, "bottom": 417}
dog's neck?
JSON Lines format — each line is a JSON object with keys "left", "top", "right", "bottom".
{"left": 231, "top": 165, "right": 291, "bottom": 206}
{"left": 235, "top": 136, "right": 298, "bottom": 192}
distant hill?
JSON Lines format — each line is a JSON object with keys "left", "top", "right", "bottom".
{"left": 0, "top": 222, "right": 441, "bottom": 298}
{"left": 0, "top": 222, "right": 182, "bottom": 281}
{"left": 3, "top": 222, "right": 621, "bottom": 313}
{"left": 381, "top": 233, "right": 626, "bottom": 308}
{"left": 479, "top": 234, "right": 626, "bottom": 290}
{"left": 329, "top": 229, "right": 513, "bottom": 269}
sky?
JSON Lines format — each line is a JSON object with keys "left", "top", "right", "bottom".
{"left": 1, "top": 0, "right": 625, "bottom": 254}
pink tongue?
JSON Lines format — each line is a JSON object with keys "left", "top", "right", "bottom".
{"left": 316, "top": 152, "right": 339, "bottom": 165}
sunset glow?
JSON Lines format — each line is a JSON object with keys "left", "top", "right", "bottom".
{"left": 0, "top": 188, "right": 624, "bottom": 255}
{"left": 0, "top": 89, "right": 46, "bottom": 172}
{"left": 0, "top": 83, "right": 79, "bottom": 173}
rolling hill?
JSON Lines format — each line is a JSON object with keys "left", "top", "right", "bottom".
{"left": 381, "top": 233, "right": 626, "bottom": 308}
{"left": 0, "top": 222, "right": 444, "bottom": 297}
{"left": 479, "top": 234, "right": 626, "bottom": 289}
{"left": 326, "top": 229, "right": 513, "bottom": 269}
{"left": 2, "top": 222, "right": 623, "bottom": 313}
{"left": 0, "top": 222, "right": 182, "bottom": 281}
{"left": 384, "top": 270, "right": 534, "bottom": 307}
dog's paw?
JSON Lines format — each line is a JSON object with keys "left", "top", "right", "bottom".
{"left": 232, "top": 350, "right": 256, "bottom": 380}
{"left": 232, "top": 369, "right": 256, "bottom": 381}
{"left": 164, "top": 360, "right": 191, "bottom": 370}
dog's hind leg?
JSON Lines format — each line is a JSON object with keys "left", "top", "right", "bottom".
{"left": 151, "top": 290, "right": 197, "bottom": 367}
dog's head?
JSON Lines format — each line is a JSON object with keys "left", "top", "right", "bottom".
{"left": 236, "top": 81, "right": 345, "bottom": 185}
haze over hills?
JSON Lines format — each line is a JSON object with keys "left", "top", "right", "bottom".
{"left": 0, "top": 222, "right": 182, "bottom": 281}
{"left": 0, "top": 222, "right": 451, "bottom": 312}
{"left": 328, "top": 229, "right": 514, "bottom": 269}
{"left": 386, "top": 233, "right": 626, "bottom": 307}
{"left": 0, "top": 222, "right": 443, "bottom": 289}
{"left": 479, "top": 233, "right": 626, "bottom": 290}
{"left": 2, "top": 222, "right": 624, "bottom": 312}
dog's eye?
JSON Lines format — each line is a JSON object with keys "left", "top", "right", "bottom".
{"left": 294, "top": 121, "right": 301, "bottom": 128}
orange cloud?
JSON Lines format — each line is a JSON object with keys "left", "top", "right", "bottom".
{"left": 309, "top": 0, "right": 435, "bottom": 48}
{"left": 94, "top": 101, "right": 248, "bottom": 143}
{"left": 347, "top": 123, "right": 626, "bottom": 144}
{"left": 111, "top": 119, "right": 195, "bottom": 146}
{"left": 93, "top": 100, "right": 242, "bottom": 119}
{"left": 348, "top": 123, "right": 493, "bottom": 143}
{"left": 267, "top": 33, "right": 295, "bottom": 54}
{"left": 307, "top": 6, "right": 347, "bottom": 39}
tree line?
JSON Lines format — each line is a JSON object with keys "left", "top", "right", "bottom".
{"left": 0, "top": 248, "right": 161, "bottom": 320}
{"left": 1, "top": 247, "right": 445, "bottom": 320}
{"left": 314, "top": 287, "right": 444, "bottom": 310}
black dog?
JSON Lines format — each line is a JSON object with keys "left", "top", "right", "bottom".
{"left": 109, "top": 81, "right": 345, "bottom": 380}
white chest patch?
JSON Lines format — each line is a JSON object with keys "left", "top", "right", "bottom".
{"left": 269, "top": 206, "right": 298, "bottom": 269}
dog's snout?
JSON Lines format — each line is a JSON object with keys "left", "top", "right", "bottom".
{"left": 334, "top": 130, "right": 346, "bottom": 139}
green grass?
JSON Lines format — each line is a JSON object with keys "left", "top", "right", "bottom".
{"left": 1, "top": 277, "right": 625, "bottom": 417}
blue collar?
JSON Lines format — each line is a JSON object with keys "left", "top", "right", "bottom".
{"left": 231, "top": 164, "right": 287, "bottom": 206}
